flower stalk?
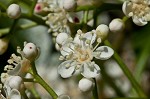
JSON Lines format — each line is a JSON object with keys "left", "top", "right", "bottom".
{"left": 30, "top": 62, "right": 58, "bottom": 99}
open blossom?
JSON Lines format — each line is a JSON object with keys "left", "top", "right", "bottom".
{"left": 36, "top": 0, "right": 78, "bottom": 36}
{"left": 57, "top": 30, "right": 114, "bottom": 78}
{"left": 122, "top": 0, "right": 150, "bottom": 26}
{"left": 37, "top": 0, "right": 70, "bottom": 36}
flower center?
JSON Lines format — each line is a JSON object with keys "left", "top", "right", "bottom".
{"left": 75, "top": 47, "right": 93, "bottom": 63}
{"left": 132, "top": 1, "right": 150, "bottom": 19}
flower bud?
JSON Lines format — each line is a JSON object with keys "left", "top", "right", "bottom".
{"left": 23, "top": 43, "right": 39, "bottom": 61}
{"left": 7, "top": 76, "right": 22, "bottom": 90}
{"left": 0, "top": 38, "right": 9, "bottom": 55}
{"left": 34, "top": 2, "right": 46, "bottom": 14}
{"left": 96, "top": 24, "right": 109, "bottom": 40}
{"left": 78, "top": 78, "right": 94, "bottom": 92}
{"left": 56, "top": 33, "right": 69, "bottom": 45}
{"left": 109, "top": 18, "right": 125, "bottom": 33}
{"left": 63, "top": 0, "right": 77, "bottom": 11}
{"left": 7, "top": 4, "right": 21, "bottom": 19}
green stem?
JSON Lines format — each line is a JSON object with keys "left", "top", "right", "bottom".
{"left": 30, "top": 0, "right": 37, "bottom": 15}
{"left": 135, "top": 45, "right": 150, "bottom": 82}
{"left": 92, "top": 78, "right": 99, "bottom": 99}
{"left": 30, "top": 87, "right": 41, "bottom": 99}
{"left": 0, "top": 22, "right": 37, "bottom": 37}
{"left": 83, "top": 11, "right": 89, "bottom": 24}
{"left": 104, "top": 40, "right": 147, "bottom": 98}
{"left": 122, "top": 16, "right": 128, "bottom": 23}
{"left": 21, "top": 14, "right": 47, "bottom": 26}
{"left": 23, "top": 78, "right": 35, "bottom": 82}
{"left": 30, "top": 62, "right": 58, "bottom": 99}
{"left": 76, "top": 3, "right": 122, "bottom": 12}
{"left": 8, "top": 19, "right": 19, "bottom": 35}
{"left": 93, "top": 9, "right": 98, "bottom": 28}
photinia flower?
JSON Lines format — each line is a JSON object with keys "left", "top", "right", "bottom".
{"left": 122, "top": 0, "right": 150, "bottom": 26}
{"left": 4, "top": 42, "right": 39, "bottom": 76}
{"left": 57, "top": 29, "right": 114, "bottom": 78}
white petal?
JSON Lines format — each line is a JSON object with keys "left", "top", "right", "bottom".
{"left": 83, "top": 32, "right": 96, "bottom": 45}
{"left": 73, "top": 33, "right": 82, "bottom": 44}
{"left": 58, "top": 60, "right": 76, "bottom": 78}
{"left": 94, "top": 46, "right": 114, "bottom": 60}
{"left": 4, "top": 82, "right": 12, "bottom": 96}
{"left": 132, "top": 17, "right": 147, "bottom": 26}
{"left": 56, "top": 33, "right": 69, "bottom": 45}
{"left": 9, "top": 89, "right": 21, "bottom": 99}
{"left": 81, "top": 63, "right": 100, "bottom": 78}
{"left": 8, "top": 64, "right": 21, "bottom": 75}
{"left": 122, "top": 1, "right": 132, "bottom": 17}
{"left": 60, "top": 43, "right": 74, "bottom": 56}
{"left": 8, "top": 76, "right": 22, "bottom": 90}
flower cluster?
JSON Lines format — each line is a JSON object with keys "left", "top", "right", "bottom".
{"left": 56, "top": 25, "right": 114, "bottom": 79}
{"left": 35, "top": 0, "right": 77, "bottom": 36}
{"left": 0, "top": 42, "right": 39, "bottom": 99}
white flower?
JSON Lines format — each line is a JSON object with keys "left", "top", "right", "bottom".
{"left": 78, "top": 78, "right": 94, "bottom": 92}
{"left": 40, "top": 0, "right": 71, "bottom": 35}
{"left": 58, "top": 30, "right": 114, "bottom": 78}
{"left": 122, "top": 0, "right": 150, "bottom": 26}
{"left": 109, "top": 18, "right": 125, "bottom": 33}
{"left": 4, "top": 42, "right": 39, "bottom": 76}
{"left": 7, "top": 4, "right": 21, "bottom": 19}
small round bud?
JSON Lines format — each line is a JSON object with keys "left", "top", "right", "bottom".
{"left": 96, "top": 24, "right": 109, "bottom": 40}
{"left": 23, "top": 43, "right": 39, "bottom": 61}
{"left": 7, "top": 4, "right": 21, "bottom": 19}
{"left": 34, "top": 2, "right": 46, "bottom": 14}
{"left": 56, "top": 33, "right": 69, "bottom": 45}
{"left": 109, "top": 18, "right": 125, "bottom": 33}
{"left": 63, "top": 0, "right": 77, "bottom": 11}
{"left": 7, "top": 76, "right": 22, "bottom": 90}
{"left": 57, "top": 94, "right": 70, "bottom": 99}
{"left": 78, "top": 78, "right": 94, "bottom": 92}
{"left": 0, "top": 38, "right": 9, "bottom": 55}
